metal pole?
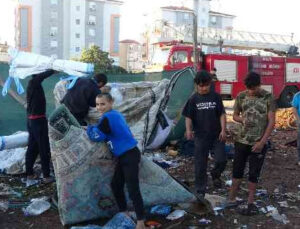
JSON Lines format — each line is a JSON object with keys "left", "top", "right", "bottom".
{"left": 193, "top": 0, "right": 199, "bottom": 71}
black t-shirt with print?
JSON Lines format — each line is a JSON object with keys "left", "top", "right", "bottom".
{"left": 182, "top": 91, "right": 225, "bottom": 136}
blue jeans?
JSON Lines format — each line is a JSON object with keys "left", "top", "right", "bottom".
{"left": 194, "top": 135, "right": 227, "bottom": 195}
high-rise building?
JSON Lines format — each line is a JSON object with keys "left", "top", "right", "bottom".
{"left": 15, "top": 0, "right": 122, "bottom": 63}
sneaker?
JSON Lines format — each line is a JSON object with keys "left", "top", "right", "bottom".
{"left": 212, "top": 178, "right": 222, "bottom": 189}
{"left": 41, "top": 176, "right": 55, "bottom": 184}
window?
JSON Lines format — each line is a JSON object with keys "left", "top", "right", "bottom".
{"left": 170, "top": 51, "right": 188, "bottom": 64}
{"left": 75, "top": 33, "right": 80, "bottom": 38}
{"left": 51, "top": 0, "right": 58, "bottom": 5}
{"left": 211, "top": 16, "right": 217, "bottom": 24}
{"left": 51, "top": 12, "right": 58, "bottom": 19}
{"left": 88, "top": 15, "right": 96, "bottom": 25}
{"left": 76, "top": 6, "right": 80, "bottom": 11}
{"left": 89, "top": 2, "right": 96, "bottom": 11}
{"left": 184, "top": 13, "right": 189, "bottom": 20}
{"left": 50, "top": 27, "right": 58, "bottom": 36}
{"left": 76, "top": 19, "right": 80, "bottom": 25}
{"left": 51, "top": 54, "right": 58, "bottom": 59}
{"left": 75, "top": 47, "right": 80, "bottom": 52}
{"left": 89, "top": 29, "right": 95, "bottom": 36}
{"left": 51, "top": 40, "right": 58, "bottom": 48}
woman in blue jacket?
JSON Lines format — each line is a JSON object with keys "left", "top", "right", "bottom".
{"left": 87, "top": 93, "right": 145, "bottom": 229}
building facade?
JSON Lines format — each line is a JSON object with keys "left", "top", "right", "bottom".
{"left": 119, "top": 40, "right": 143, "bottom": 72}
{"left": 208, "top": 10, "right": 235, "bottom": 30}
{"left": 15, "top": 0, "right": 122, "bottom": 63}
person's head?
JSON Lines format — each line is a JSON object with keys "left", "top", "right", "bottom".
{"left": 244, "top": 71, "right": 261, "bottom": 96}
{"left": 94, "top": 73, "right": 107, "bottom": 88}
{"left": 211, "top": 67, "right": 217, "bottom": 75}
{"left": 95, "top": 93, "right": 114, "bottom": 114}
{"left": 194, "top": 70, "right": 212, "bottom": 94}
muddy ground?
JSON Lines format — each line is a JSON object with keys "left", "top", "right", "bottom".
{"left": 0, "top": 128, "right": 300, "bottom": 229}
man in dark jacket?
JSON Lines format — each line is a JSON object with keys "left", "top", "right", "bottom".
{"left": 26, "top": 70, "right": 56, "bottom": 185}
{"left": 62, "top": 73, "right": 107, "bottom": 125}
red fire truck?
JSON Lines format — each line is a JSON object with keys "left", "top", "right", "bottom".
{"left": 160, "top": 43, "right": 300, "bottom": 107}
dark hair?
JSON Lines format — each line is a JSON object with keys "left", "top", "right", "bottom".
{"left": 244, "top": 71, "right": 261, "bottom": 89}
{"left": 194, "top": 70, "right": 212, "bottom": 85}
{"left": 94, "top": 73, "right": 107, "bottom": 85}
{"left": 96, "top": 93, "right": 113, "bottom": 102}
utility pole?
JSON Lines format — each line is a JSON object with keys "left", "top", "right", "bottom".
{"left": 193, "top": 0, "right": 199, "bottom": 71}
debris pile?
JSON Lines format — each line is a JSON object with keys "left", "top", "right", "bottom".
{"left": 275, "top": 108, "right": 297, "bottom": 130}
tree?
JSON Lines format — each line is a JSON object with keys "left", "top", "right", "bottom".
{"left": 75, "top": 45, "right": 127, "bottom": 74}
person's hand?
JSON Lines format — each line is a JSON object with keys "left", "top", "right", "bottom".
{"left": 252, "top": 141, "right": 265, "bottom": 153}
{"left": 186, "top": 130, "right": 194, "bottom": 140}
{"left": 219, "top": 129, "right": 226, "bottom": 142}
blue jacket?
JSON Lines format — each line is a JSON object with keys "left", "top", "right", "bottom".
{"left": 86, "top": 110, "right": 137, "bottom": 156}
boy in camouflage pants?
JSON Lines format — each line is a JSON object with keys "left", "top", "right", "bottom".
{"left": 228, "top": 72, "right": 275, "bottom": 215}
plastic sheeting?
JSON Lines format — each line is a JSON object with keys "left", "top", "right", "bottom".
{"left": 8, "top": 48, "right": 94, "bottom": 79}
{"left": 2, "top": 48, "right": 93, "bottom": 96}
{"left": 48, "top": 105, "right": 196, "bottom": 225}
{"left": 0, "top": 147, "right": 26, "bottom": 174}
{"left": 0, "top": 131, "right": 28, "bottom": 151}
{"left": 53, "top": 80, "right": 171, "bottom": 150}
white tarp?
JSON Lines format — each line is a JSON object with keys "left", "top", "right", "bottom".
{"left": 0, "top": 131, "right": 28, "bottom": 151}
{"left": 7, "top": 48, "right": 94, "bottom": 79}
{"left": 0, "top": 147, "right": 26, "bottom": 174}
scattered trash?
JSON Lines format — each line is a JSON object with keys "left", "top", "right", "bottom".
{"left": 270, "top": 209, "right": 290, "bottom": 224}
{"left": 266, "top": 205, "right": 276, "bottom": 212}
{"left": 23, "top": 198, "right": 51, "bottom": 216}
{"left": 198, "top": 218, "right": 211, "bottom": 225}
{"left": 259, "top": 207, "right": 267, "bottom": 214}
{"left": 71, "top": 225, "right": 102, "bottom": 229}
{"left": 225, "top": 180, "right": 232, "bottom": 187}
{"left": 278, "top": 201, "right": 289, "bottom": 208}
{"left": 152, "top": 158, "right": 178, "bottom": 169}
{"left": 102, "top": 212, "right": 135, "bottom": 229}
{"left": 0, "top": 201, "right": 9, "bottom": 212}
{"left": 167, "top": 149, "right": 179, "bottom": 157}
{"left": 0, "top": 183, "right": 22, "bottom": 197}
{"left": 233, "top": 219, "right": 238, "bottom": 224}
{"left": 205, "top": 194, "right": 226, "bottom": 209}
{"left": 240, "top": 225, "right": 248, "bottom": 229}
{"left": 145, "top": 220, "right": 162, "bottom": 228}
{"left": 256, "top": 189, "right": 267, "bottom": 197}
{"left": 150, "top": 205, "right": 171, "bottom": 216}
{"left": 26, "top": 179, "right": 40, "bottom": 188}
{"left": 166, "top": 210, "right": 186, "bottom": 220}
{"left": 213, "top": 206, "right": 224, "bottom": 215}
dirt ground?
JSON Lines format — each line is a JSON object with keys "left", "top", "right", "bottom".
{"left": 1, "top": 128, "right": 300, "bottom": 229}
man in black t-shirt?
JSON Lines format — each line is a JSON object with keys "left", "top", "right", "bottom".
{"left": 182, "top": 70, "right": 227, "bottom": 199}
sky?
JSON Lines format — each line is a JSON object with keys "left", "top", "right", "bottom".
{"left": 1, "top": 0, "right": 300, "bottom": 46}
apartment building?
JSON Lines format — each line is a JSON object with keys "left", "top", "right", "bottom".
{"left": 15, "top": 0, "right": 122, "bottom": 63}
{"left": 119, "top": 40, "right": 143, "bottom": 72}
